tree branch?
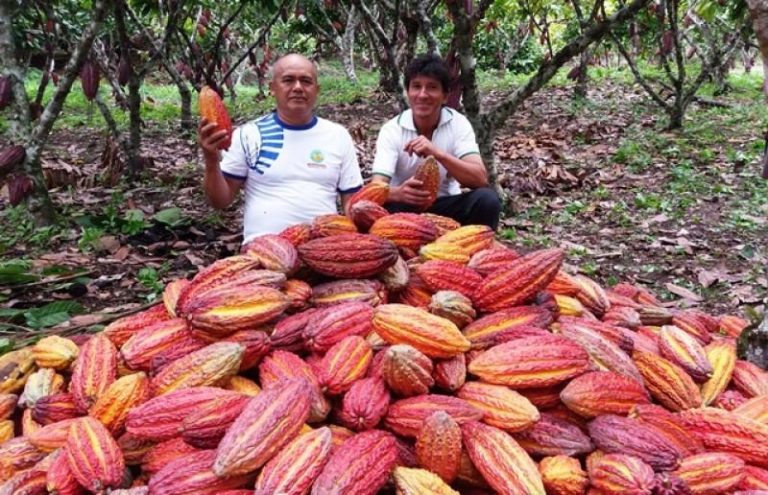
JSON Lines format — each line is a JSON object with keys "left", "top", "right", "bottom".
{"left": 486, "top": 0, "right": 654, "bottom": 130}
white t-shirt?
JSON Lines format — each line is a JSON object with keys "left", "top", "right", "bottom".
{"left": 371, "top": 107, "right": 480, "bottom": 197}
{"left": 220, "top": 113, "right": 363, "bottom": 243}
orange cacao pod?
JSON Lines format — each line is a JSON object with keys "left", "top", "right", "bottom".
{"left": 413, "top": 156, "right": 440, "bottom": 209}
{"left": 468, "top": 334, "right": 590, "bottom": 388}
{"left": 732, "top": 360, "right": 768, "bottom": 398}
{"left": 69, "top": 334, "right": 117, "bottom": 412}
{"left": 384, "top": 394, "right": 483, "bottom": 438}
{"left": 254, "top": 427, "right": 333, "bottom": 495}
{"left": 393, "top": 466, "right": 459, "bottom": 494}
{"left": 311, "top": 279, "right": 386, "bottom": 308}
{"left": 432, "top": 354, "right": 466, "bottom": 392}
{"left": 633, "top": 351, "right": 702, "bottom": 411}
{"left": 428, "top": 290, "right": 476, "bottom": 328}
{"left": 303, "top": 301, "right": 375, "bottom": 353}
{"left": 433, "top": 224, "right": 495, "bottom": 256}
{"left": 30, "top": 392, "right": 78, "bottom": 425}
{"left": 311, "top": 429, "right": 399, "bottom": 495}
{"left": 674, "top": 452, "right": 745, "bottom": 495}
{"left": 630, "top": 403, "right": 704, "bottom": 456}
{"left": 467, "top": 246, "right": 520, "bottom": 276}
{"left": 141, "top": 437, "right": 201, "bottom": 475}
{"left": 31, "top": 335, "right": 78, "bottom": 371}
{"left": 316, "top": 335, "right": 372, "bottom": 395}
{"left": 373, "top": 303, "right": 470, "bottom": 358}
{"left": 278, "top": 222, "right": 313, "bottom": 247}
{"left": 416, "top": 260, "right": 482, "bottom": 297}
{"left": 162, "top": 278, "right": 189, "bottom": 317}
{"left": 347, "top": 181, "right": 390, "bottom": 208}
{"left": 539, "top": 455, "right": 589, "bottom": 495}
{"left": 560, "top": 371, "right": 651, "bottom": 418}
{"left": 241, "top": 233, "right": 300, "bottom": 275}
{"left": 369, "top": 213, "right": 438, "bottom": 251}
{"left": 658, "top": 325, "right": 713, "bottom": 383}
{"left": 125, "top": 386, "right": 240, "bottom": 440}
{"left": 462, "top": 420, "right": 545, "bottom": 495}
{"left": 119, "top": 318, "right": 205, "bottom": 373}
{"left": 102, "top": 304, "right": 169, "bottom": 347}
{"left": 462, "top": 306, "right": 554, "bottom": 350}
{"left": 90, "top": 372, "right": 150, "bottom": 434}
{"left": 181, "top": 392, "right": 251, "bottom": 448}
{"left": 199, "top": 85, "right": 233, "bottom": 150}
{"left": 457, "top": 381, "right": 540, "bottom": 432}
{"left": 311, "top": 213, "right": 358, "bottom": 238}
{"left": 700, "top": 339, "right": 736, "bottom": 406}
{"left": 258, "top": 350, "right": 329, "bottom": 423}
{"left": 472, "top": 248, "right": 564, "bottom": 312}
{"left": 349, "top": 200, "right": 389, "bottom": 232}
{"left": 213, "top": 379, "right": 312, "bottom": 476}
{"left": 299, "top": 233, "right": 398, "bottom": 278}
{"left": 45, "top": 449, "right": 84, "bottom": 495}
{"left": 415, "top": 410, "right": 462, "bottom": 484}
{"left": 66, "top": 417, "right": 125, "bottom": 492}
{"left": 589, "top": 453, "right": 655, "bottom": 495}
{"left": 150, "top": 341, "right": 244, "bottom": 395}
{"left": 381, "top": 344, "right": 434, "bottom": 397}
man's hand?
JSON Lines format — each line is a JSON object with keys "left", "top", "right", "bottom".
{"left": 389, "top": 176, "right": 432, "bottom": 208}
{"left": 404, "top": 136, "right": 443, "bottom": 160}
{"left": 198, "top": 118, "right": 230, "bottom": 164}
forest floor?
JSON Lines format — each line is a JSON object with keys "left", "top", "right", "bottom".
{"left": 1, "top": 67, "right": 767, "bottom": 345}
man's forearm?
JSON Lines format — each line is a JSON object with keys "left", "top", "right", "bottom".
{"left": 434, "top": 152, "right": 488, "bottom": 188}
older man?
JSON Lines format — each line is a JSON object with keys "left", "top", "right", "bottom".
{"left": 198, "top": 53, "right": 363, "bottom": 243}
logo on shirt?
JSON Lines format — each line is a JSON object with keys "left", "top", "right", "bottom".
{"left": 309, "top": 149, "right": 325, "bottom": 163}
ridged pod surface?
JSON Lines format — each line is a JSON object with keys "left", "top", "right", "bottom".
{"left": 393, "top": 466, "right": 459, "bottom": 494}
{"left": 658, "top": 325, "right": 713, "bottom": 383}
{"left": 65, "top": 417, "right": 125, "bottom": 493}
{"left": 102, "top": 304, "right": 170, "bottom": 347}
{"left": 222, "top": 329, "right": 271, "bottom": 371}
{"left": 373, "top": 304, "right": 470, "bottom": 358}
{"left": 381, "top": 344, "right": 434, "bottom": 397}
{"left": 415, "top": 410, "right": 462, "bottom": 483}
{"left": 214, "top": 379, "right": 312, "bottom": 476}
{"left": 457, "top": 381, "right": 540, "bottom": 432}
{"left": 349, "top": 200, "right": 389, "bottom": 232}
{"left": 678, "top": 407, "right": 768, "bottom": 468}
{"left": 278, "top": 223, "right": 313, "bottom": 247}
{"left": 30, "top": 392, "right": 78, "bottom": 425}
{"left": 700, "top": 339, "right": 736, "bottom": 406}
{"left": 162, "top": 277, "right": 189, "bottom": 317}
{"left": 19, "top": 368, "right": 63, "bottom": 408}
{"left": 630, "top": 403, "right": 704, "bottom": 456}
{"left": 90, "top": 372, "right": 150, "bottom": 434}
{"left": 433, "top": 225, "right": 495, "bottom": 257}
{"left": 0, "top": 469, "right": 47, "bottom": 495}
{"left": 259, "top": 350, "right": 329, "bottom": 423}
{"left": 472, "top": 248, "right": 564, "bottom": 312}
{"left": 45, "top": 449, "right": 83, "bottom": 495}
{"left": 633, "top": 351, "right": 702, "bottom": 411}
{"left": 369, "top": 213, "right": 438, "bottom": 251}
{"left": 428, "top": 290, "right": 476, "bottom": 329}
{"left": 513, "top": 413, "right": 594, "bottom": 457}
{"left": 284, "top": 278, "right": 312, "bottom": 311}
{"left": 254, "top": 427, "right": 333, "bottom": 495}
{"left": 673, "top": 452, "right": 745, "bottom": 495}
{"left": 125, "top": 386, "right": 239, "bottom": 440}
{"left": 416, "top": 260, "right": 482, "bottom": 297}
{"left": 180, "top": 393, "right": 251, "bottom": 448}
{"left": 573, "top": 275, "right": 611, "bottom": 316}
{"left": 539, "top": 455, "right": 589, "bottom": 495}
{"left": 30, "top": 418, "right": 80, "bottom": 452}
{"left": 418, "top": 241, "right": 471, "bottom": 264}
{"left": 303, "top": 301, "right": 374, "bottom": 353}
{"left": 69, "top": 334, "right": 117, "bottom": 412}
{"left": 175, "top": 256, "right": 261, "bottom": 312}
{"left": 119, "top": 318, "right": 205, "bottom": 372}
{"left": 413, "top": 156, "right": 441, "bottom": 209}
{"left": 384, "top": 394, "right": 483, "bottom": 438}
{"left": 149, "top": 450, "right": 251, "bottom": 495}
{"left": 311, "top": 429, "right": 398, "bottom": 495}
{"left": 241, "top": 233, "right": 300, "bottom": 275}
{"left": 31, "top": 336, "right": 79, "bottom": 371}
{"left": 468, "top": 334, "right": 590, "bottom": 388}
{"left": 185, "top": 284, "right": 289, "bottom": 338}
{"left": 311, "top": 214, "right": 358, "bottom": 238}
{"left": 462, "top": 420, "right": 545, "bottom": 495}
{"left": 732, "top": 360, "right": 768, "bottom": 397}
{"left": 467, "top": 246, "right": 520, "bottom": 276}
{"left": 150, "top": 342, "right": 244, "bottom": 395}
{"left": 311, "top": 279, "right": 385, "bottom": 308}
{"left": 432, "top": 354, "right": 467, "bottom": 392}
{"left": 588, "top": 414, "right": 684, "bottom": 471}
{"left": 560, "top": 371, "right": 651, "bottom": 418}
{"left": 462, "top": 306, "right": 554, "bottom": 350}
{"left": 299, "top": 233, "right": 398, "bottom": 278}
{"left": 337, "top": 377, "right": 390, "bottom": 431}
{"left": 316, "top": 336, "right": 372, "bottom": 395}
{"left": 141, "top": 437, "right": 201, "bottom": 474}
{"left": 199, "top": 85, "right": 233, "bottom": 149}
{"left": 588, "top": 453, "right": 655, "bottom": 495}
{"left": 347, "top": 181, "right": 390, "bottom": 208}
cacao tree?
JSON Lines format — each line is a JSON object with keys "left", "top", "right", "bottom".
{"left": 0, "top": 0, "right": 110, "bottom": 223}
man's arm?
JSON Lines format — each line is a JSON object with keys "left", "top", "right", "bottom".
{"left": 199, "top": 118, "right": 243, "bottom": 209}
{"left": 372, "top": 173, "right": 431, "bottom": 208}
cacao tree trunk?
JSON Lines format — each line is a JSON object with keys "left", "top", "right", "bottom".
{"left": 574, "top": 47, "right": 592, "bottom": 98}
{"left": 738, "top": 314, "right": 768, "bottom": 369}
{"left": 0, "top": 0, "right": 109, "bottom": 223}
{"left": 341, "top": 6, "right": 361, "bottom": 82}
{"left": 115, "top": 5, "right": 143, "bottom": 177}
{"left": 746, "top": 0, "right": 768, "bottom": 98}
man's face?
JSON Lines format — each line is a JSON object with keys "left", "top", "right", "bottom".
{"left": 270, "top": 56, "right": 319, "bottom": 117}
{"left": 407, "top": 75, "right": 446, "bottom": 121}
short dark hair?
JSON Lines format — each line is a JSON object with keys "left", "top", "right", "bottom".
{"left": 404, "top": 53, "right": 450, "bottom": 93}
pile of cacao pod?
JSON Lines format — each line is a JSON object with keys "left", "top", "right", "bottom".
{"left": 1, "top": 182, "right": 767, "bottom": 495}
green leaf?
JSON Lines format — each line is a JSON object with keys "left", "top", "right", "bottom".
{"left": 0, "top": 260, "right": 38, "bottom": 285}
{"left": 0, "top": 338, "right": 14, "bottom": 356}
{"left": 153, "top": 207, "right": 186, "bottom": 227}
{"left": 26, "top": 312, "right": 73, "bottom": 329}
{"left": 26, "top": 301, "right": 84, "bottom": 319}
{"left": 0, "top": 308, "right": 25, "bottom": 319}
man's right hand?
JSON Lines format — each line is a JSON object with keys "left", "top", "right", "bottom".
{"left": 198, "top": 118, "right": 230, "bottom": 163}
{"left": 389, "top": 177, "right": 432, "bottom": 208}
